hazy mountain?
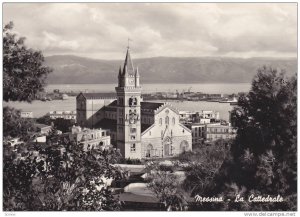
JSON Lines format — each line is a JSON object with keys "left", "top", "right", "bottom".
{"left": 44, "top": 55, "right": 297, "bottom": 84}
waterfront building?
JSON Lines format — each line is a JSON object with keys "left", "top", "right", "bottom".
{"left": 205, "top": 123, "right": 236, "bottom": 142}
{"left": 207, "top": 93, "right": 224, "bottom": 99}
{"left": 76, "top": 48, "right": 192, "bottom": 159}
{"left": 179, "top": 111, "right": 195, "bottom": 122}
{"left": 68, "top": 126, "right": 111, "bottom": 151}
{"left": 49, "top": 110, "right": 76, "bottom": 120}
{"left": 201, "top": 111, "right": 220, "bottom": 120}
{"left": 20, "top": 111, "right": 33, "bottom": 118}
{"left": 179, "top": 110, "right": 220, "bottom": 124}
{"left": 62, "top": 94, "right": 69, "bottom": 100}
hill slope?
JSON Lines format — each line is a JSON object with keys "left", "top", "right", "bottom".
{"left": 44, "top": 55, "right": 297, "bottom": 84}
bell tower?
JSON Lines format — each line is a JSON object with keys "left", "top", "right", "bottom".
{"left": 115, "top": 46, "right": 142, "bottom": 159}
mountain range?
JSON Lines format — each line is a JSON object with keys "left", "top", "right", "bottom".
{"left": 44, "top": 55, "right": 297, "bottom": 84}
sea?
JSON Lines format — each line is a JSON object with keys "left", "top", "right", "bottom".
{"left": 44, "top": 83, "right": 251, "bottom": 94}
{"left": 4, "top": 83, "right": 251, "bottom": 121}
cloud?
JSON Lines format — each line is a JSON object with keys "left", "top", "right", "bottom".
{"left": 3, "top": 3, "right": 297, "bottom": 59}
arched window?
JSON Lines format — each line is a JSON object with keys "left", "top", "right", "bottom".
{"left": 159, "top": 118, "right": 162, "bottom": 125}
{"left": 165, "top": 116, "right": 169, "bottom": 125}
{"left": 146, "top": 144, "right": 153, "bottom": 158}
{"left": 180, "top": 140, "right": 189, "bottom": 153}
{"left": 172, "top": 117, "right": 175, "bottom": 125}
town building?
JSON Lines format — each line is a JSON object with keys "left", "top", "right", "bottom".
{"left": 62, "top": 94, "right": 69, "bottom": 100}
{"left": 6, "top": 138, "right": 23, "bottom": 146}
{"left": 34, "top": 123, "right": 53, "bottom": 135}
{"left": 205, "top": 123, "right": 236, "bottom": 142}
{"left": 76, "top": 48, "right": 192, "bottom": 159}
{"left": 179, "top": 110, "right": 220, "bottom": 124}
{"left": 185, "top": 122, "right": 236, "bottom": 147}
{"left": 33, "top": 135, "right": 47, "bottom": 143}
{"left": 187, "top": 123, "right": 206, "bottom": 147}
{"left": 49, "top": 110, "right": 76, "bottom": 120}
{"left": 20, "top": 111, "right": 33, "bottom": 118}
{"left": 68, "top": 126, "right": 111, "bottom": 151}
{"left": 179, "top": 111, "right": 195, "bottom": 123}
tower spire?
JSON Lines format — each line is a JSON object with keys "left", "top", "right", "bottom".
{"left": 118, "top": 66, "right": 122, "bottom": 77}
{"left": 127, "top": 38, "right": 131, "bottom": 49}
{"left": 123, "top": 40, "right": 134, "bottom": 75}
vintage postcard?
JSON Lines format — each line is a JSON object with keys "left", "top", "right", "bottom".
{"left": 2, "top": 2, "right": 297, "bottom": 215}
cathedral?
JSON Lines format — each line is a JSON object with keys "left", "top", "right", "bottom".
{"left": 76, "top": 47, "right": 192, "bottom": 159}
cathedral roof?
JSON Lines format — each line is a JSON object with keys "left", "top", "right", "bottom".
{"left": 107, "top": 100, "right": 118, "bottom": 107}
{"left": 104, "top": 107, "right": 117, "bottom": 112}
{"left": 94, "top": 118, "right": 117, "bottom": 132}
{"left": 141, "top": 102, "right": 164, "bottom": 110}
{"left": 123, "top": 48, "right": 135, "bottom": 75}
{"left": 141, "top": 124, "right": 152, "bottom": 133}
{"left": 78, "top": 92, "right": 116, "bottom": 99}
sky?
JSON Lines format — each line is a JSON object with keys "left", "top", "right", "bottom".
{"left": 3, "top": 3, "right": 297, "bottom": 59}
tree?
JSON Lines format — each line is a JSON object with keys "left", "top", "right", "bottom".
{"left": 179, "top": 143, "right": 230, "bottom": 197}
{"left": 210, "top": 66, "right": 297, "bottom": 211}
{"left": 3, "top": 106, "right": 35, "bottom": 142}
{"left": 3, "top": 22, "right": 125, "bottom": 210}
{"left": 3, "top": 21, "right": 52, "bottom": 102}
{"left": 145, "top": 162, "right": 188, "bottom": 211}
{"left": 3, "top": 21, "right": 52, "bottom": 141}
{"left": 3, "top": 137, "right": 125, "bottom": 211}
{"left": 36, "top": 114, "right": 53, "bottom": 126}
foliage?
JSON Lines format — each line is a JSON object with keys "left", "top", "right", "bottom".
{"left": 3, "top": 106, "right": 35, "bottom": 142}
{"left": 145, "top": 161, "right": 188, "bottom": 211}
{"left": 176, "top": 143, "right": 230, "bottom": 197}
{"left": 3, "top": 137, "right": 125, "bottom": 211}
{"left": 117, "top": 157, "right": 143, "bottom": 165}
{"left": 210, "top": 66, "right": 297, "bottom": 211}
{"left": 3, "top": 21, "right": 125, "bottom": 211}
{"left": 36, "top": 114, "right": 53, "bottom": 126}
{"left": 3, "top": 21, "right": 52, "bottom": 102}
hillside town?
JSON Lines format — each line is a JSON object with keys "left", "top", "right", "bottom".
{"left": 10, "top": 48, "right": 236, "bottom": 154}
{"left": 3, "top": 2, "right": 297, "bottom": 213}
{"left": 5, "top": 47, "right": 237, "bottom": 210}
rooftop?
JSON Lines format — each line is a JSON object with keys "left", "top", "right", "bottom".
{"left": 34, "top": 123, "right": 51, "bottom": 129}
{"left": 78, "top": 92, "right": 117, "bottom": 99}
{"left": 95, "top": 118, "right": 117, "bottom": 131}
{"left": 141, "top": 102, "right": 164, "bottom": 110}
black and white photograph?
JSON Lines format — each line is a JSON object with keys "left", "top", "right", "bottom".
{"left": 2, "top": 2, "right": 298, "bottom": 213}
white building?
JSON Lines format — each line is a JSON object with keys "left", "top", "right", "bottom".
{"left": 69, "top": 126, "right": 111, "bottom": 151}
{"left": 206, "top": 123, "right": 236, "bottom": 142}
{"left": 49, "top": 110, "right": 76, "bottom": 120}
{"left": 179, "top": 110, "right": 220, "bottom": 123}
{"left": 21, "top": 111, "right": 33, "bottom": 118}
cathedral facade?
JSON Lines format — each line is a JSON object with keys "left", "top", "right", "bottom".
{"left": 76, "top": 48, "right": 192, "bottom": 159}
